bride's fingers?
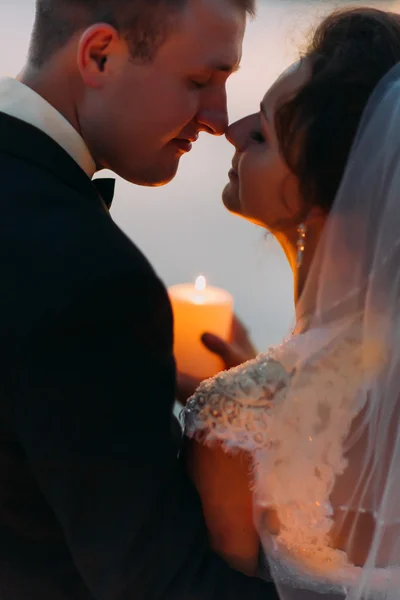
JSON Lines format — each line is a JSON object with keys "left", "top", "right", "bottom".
{"left": 201, "top": 333, "right": 243, "bottom": 368}
{"left": 201, "top": 330, "right": 256, "bottom": 369}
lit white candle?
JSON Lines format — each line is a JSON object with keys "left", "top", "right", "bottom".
{"left": 169, "top": 276, "right": 233, "bottom": 379}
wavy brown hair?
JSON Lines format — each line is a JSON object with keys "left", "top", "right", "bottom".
{"left": 275, "top": 8, "right": 400, "bottom": 213}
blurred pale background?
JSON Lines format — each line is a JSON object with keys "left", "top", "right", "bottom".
{"left": 1, "top": 0, "right": 398, "bottom": 350}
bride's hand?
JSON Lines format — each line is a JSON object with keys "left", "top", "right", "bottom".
{"left": 202, "top": 315, "right": 257, "bottom": 368}
{"left": 176, "top": 315, "right": 257, "bottom": 404}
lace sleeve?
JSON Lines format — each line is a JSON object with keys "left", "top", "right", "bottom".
{"left": 182, "top": 319, "right": 369, "bottom": 454}
{"left": 182, "top": 321, "right": 351, "bottom": 453}
{"left": 182, "top": 347, "right": 294, "bottom": 453}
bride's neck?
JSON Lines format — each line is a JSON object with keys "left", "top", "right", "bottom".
{"left": 274, "top": 214, "right": 326, "bottom": 331}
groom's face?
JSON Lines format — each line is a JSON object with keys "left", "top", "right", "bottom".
{"left": 78, "top": 0, "right": 246, "bottom": 186}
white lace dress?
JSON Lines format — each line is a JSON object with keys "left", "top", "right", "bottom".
{"left": 183, "top": 319, "right": 399, "bottom": 599}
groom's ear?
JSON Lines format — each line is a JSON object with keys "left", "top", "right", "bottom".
{"left": 77, "top": 24, "right": 123, "bottom": 88}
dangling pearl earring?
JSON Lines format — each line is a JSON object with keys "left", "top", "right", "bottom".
{"left": 296, "top": 223, "right": 307, "bottom": 268}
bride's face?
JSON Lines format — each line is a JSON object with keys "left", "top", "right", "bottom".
{"left": 223, "top": 60, "right": 310, "bottom": 229}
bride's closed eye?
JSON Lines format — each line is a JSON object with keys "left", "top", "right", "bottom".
{"left": 250, "top": 130, "right": 265, "bottom": 143}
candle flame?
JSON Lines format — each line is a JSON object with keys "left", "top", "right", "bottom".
{"left": 195, "top": 275, "right": 206, "bottom": 291}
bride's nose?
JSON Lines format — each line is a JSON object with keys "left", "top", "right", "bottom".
{"left": 225, "top": 114, "right": 256, "bottom": 150}
{"left": 225, "top": 119, "right": 243, "bottom": 148}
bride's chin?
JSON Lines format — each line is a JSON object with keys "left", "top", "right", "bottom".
{"left": 222, "top": 182, "right": 242, "bottom": 216}
{"left": 222, "top": 186, "right": 264, "bottom": 227}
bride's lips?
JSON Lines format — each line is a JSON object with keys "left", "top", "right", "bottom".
{"left": 228, "top": 168, "right": 238, "bottom": 180}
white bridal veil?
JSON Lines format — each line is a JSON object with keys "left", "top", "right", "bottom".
{"left": 269, "top": 62, "right": 400, "bottom": 600}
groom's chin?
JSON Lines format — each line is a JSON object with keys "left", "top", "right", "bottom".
{"left": 124, "top": 160, "right": 181, "bottom": 188}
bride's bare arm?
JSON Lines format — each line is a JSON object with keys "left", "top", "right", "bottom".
{"left": 185, "top": 439, "right": 259, "bottom": 576}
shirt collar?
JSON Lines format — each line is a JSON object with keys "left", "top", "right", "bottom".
{"left": 0, "top": 76, "right": 96, "bottom": 178}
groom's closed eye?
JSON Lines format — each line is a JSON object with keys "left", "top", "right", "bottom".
{"left": 188, "top": 78, "right": 211, "bottom": 89}
{"left": 187, "top": 61, "right": 240, "bottom": 91}
{"left": 211, "top": 61, "right": 241, "bottom": 74}
{"left": 187, "top": 69, "right": 213, "bottom": 90}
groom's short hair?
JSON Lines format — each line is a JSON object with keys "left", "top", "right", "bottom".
{"left": 29, "top": 0, "right": 255, "bottom": 68}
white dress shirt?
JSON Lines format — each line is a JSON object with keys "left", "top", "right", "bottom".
{"left": 0, "top": 76, "right": 96, "bottom": 178}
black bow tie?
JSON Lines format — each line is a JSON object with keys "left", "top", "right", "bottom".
{"left": 92, "top": 178, "right": 116, "bottom": 210}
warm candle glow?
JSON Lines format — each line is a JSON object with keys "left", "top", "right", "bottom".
{"left": 195, "top": 275, "right": 206, "bottom": 291}
{"left": 168, "top": 277, "right": 233, "bottom": 379}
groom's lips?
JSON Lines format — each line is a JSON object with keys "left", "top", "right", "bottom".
{"left": 172, "top": 135, "right": 198, "bottom": 153}
{"left": 173, "top": 139, "right": 192, "bottom": 152}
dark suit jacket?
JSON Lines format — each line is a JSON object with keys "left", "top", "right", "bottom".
{"left": 0, "top": 112, "right": 278, "bottom": 600}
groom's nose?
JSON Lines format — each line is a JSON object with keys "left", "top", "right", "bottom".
{"left": 197, "top": 99, "right": 229, "bottom": 135}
